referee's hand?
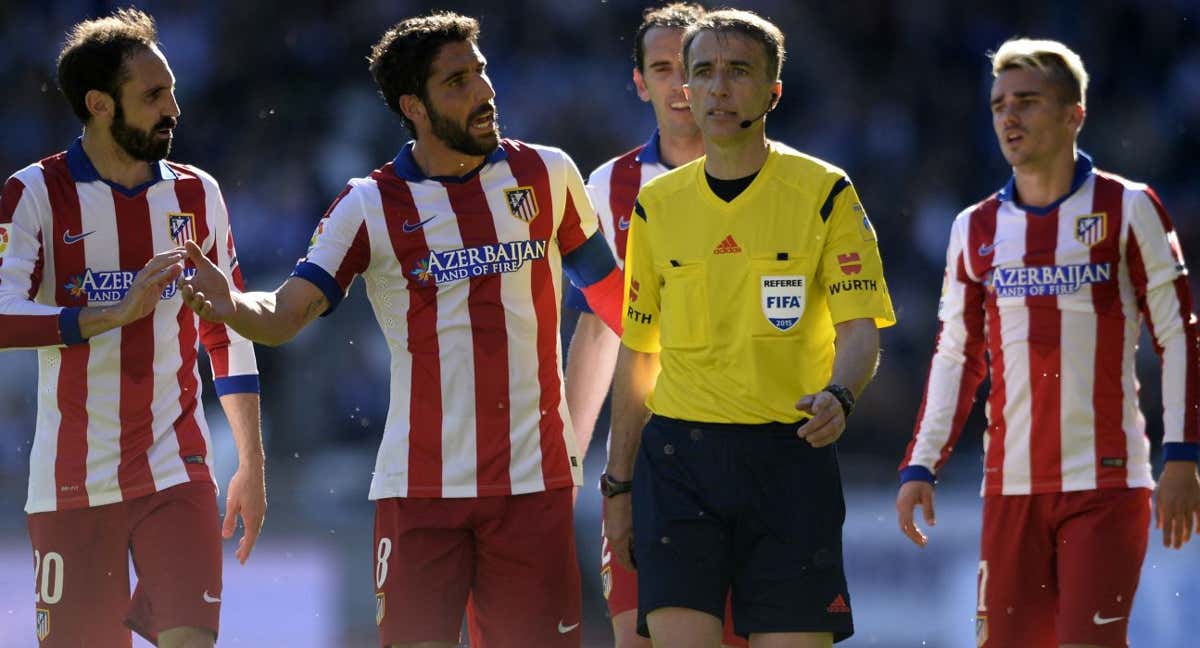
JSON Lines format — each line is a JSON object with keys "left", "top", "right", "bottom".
{"left": 795, "top": 390, "right": 846, "bottom": 447}
{"left": 604, "top": 494, "right": 635, "bottom": 572}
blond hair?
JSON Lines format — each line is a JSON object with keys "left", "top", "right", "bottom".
{"left": 990, "top": 38, "right": 1088, "bottom": 108}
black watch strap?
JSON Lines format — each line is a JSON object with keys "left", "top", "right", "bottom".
{"left": 599, "top": 473, "right": 633, "bottom": 497}
{"left": 823, "top": 383, "right": 855, "bottom": 417}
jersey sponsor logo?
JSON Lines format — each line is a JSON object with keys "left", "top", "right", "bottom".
{"left": 558, "top": 620, "right": 580, "bottom": 634}
{"left": 202, "top": 590, "right": 221, "bottom": 603}
{"left": 62, "top": 229, "right": 94, "bottom": 245}
{"left": 987, "top": 262, "right": 1111, "bottom": 298}
{"left": 617, "top": 216, "right": 631, "bottom": 231}
{"left": 828, "top": 278, "right": 878, "bottom": 295}
{"left": 713, "top": 234, "right": 742, "bottom": 255}
{"left": 168, "top": 212, "right": 196, "bottom": 245}
{"left": 826, "top": 594, "right": 850, "bottom": 613}
{"left": 628, "top": 279, "right": 640, "bottom": 303}
{"left": 1092, "top": 611, "right": 1124, "bottom": 625}
{"left": 36, "top": 608, "right": 49, "bottom": 641}
{"left": 976, "top": 614, "right": 987, "bottom": 646}
{"left": 410, "top": 239, "right": 548, "bottom": 285}
{"left": 401, "top": 214, "right": 437, "bottom": 233}
{"left": 761, "top": 275, "right": 805, "bottom": 331}
{"left": 504, "top": 186, "right": 540, "bottom": 222}
{"left": 308, "top": 219, "right": 327, "bottom": 251}
{"left": 1074, "top": 212, "right": 1107, "bottom": 247}
{"left": 64, "top": 267, "right": 196, "bottom": 303}
{"left": 0, "top": 223, "right": 9, "bottom": 257}
{"left": 837, "top": 252, "right": 862, "bottom": 275}
{"left": 375, "top": 592, "right": 385, "bottom": 626}
{"left": 626, "top": 305, "right": 653, "bottom": 325}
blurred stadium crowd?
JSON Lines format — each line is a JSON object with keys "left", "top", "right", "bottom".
{"left": 0, "top": 1, "right": 1198, "bottom": 640}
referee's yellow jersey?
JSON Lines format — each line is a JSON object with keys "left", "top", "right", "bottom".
{"left": 621, "top": 143, "right": 896, "bottom": 424}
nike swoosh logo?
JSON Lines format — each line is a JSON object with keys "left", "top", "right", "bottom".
{"left": 202, "top": 591, "right": 221, "bottom": 604}
{"left": 977, "top": 241, "right": 1002, "bottom": 256}
{"left": 557, "top": 621, "right": 579, "bottom": 634}
{"left": 401, "top": 215, "right": 437, "bottom": 233}
{"left": 1092, "top": 612, "right": 1124, "bottom": 625}
{"left": 617, "top": 217, "right": 631, "bottom": 231}
{"left": 63, "top": 230, "right": 95, "bottom": 245}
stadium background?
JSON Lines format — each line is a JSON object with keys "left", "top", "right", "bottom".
{"left": 1, "top": 0, "right": 1198, "bottom": 645}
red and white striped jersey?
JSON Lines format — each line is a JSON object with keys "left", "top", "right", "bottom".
{"left": 565, "top": 130, "right": 669, "bottom": 311}
{"left": 0, "top": 139, "right": 258, "bottom": 513}
{"left": 903, "top": 155, "right": 1200, "bottom": 496}
{"left": 294, "top": 140, "right": 596, "bottom": 499}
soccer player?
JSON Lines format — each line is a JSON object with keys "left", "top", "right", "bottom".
{"left": 179, "top": 12, "right": 623, "bottom": 648}
{"left": 564, "top": 4, "right": 743, "bottom": 647}
{"left": 897, "top": 38, "right": 1200, "bottom": 648}
{"left": 0, "top": 9, "right": 266, "bottom": 648}
{"left": 604, "top": 9, "right": 895, "bottom": 647}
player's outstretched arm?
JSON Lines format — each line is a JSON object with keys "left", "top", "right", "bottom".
{"left": 218, "top": 392, "right": 266, "bottom": 564}
{"left": 896, "top": 480, "right": 936, "bottom": 547}
{"left": 565, "top": 311, "right": 621, "bottom": 458}
{"left": 1155, "top": 461, "right": 1200, "bottom": 549}
{"left": 180, "top": 240, "right": 328, "bottom": 346}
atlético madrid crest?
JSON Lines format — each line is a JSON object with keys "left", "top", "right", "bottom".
{"left": 168, "top": 212, "right": 196, "bottom": 246}
{"left": 504, "top": 186, "right": 539, "bottom": 222}
{"left": 1074, "top": 212, "right": 1107, "bottom": 247}
{"left": 761, "top": 275, "right": 806, "bottom": 331}
{"left": 36, "top": 608, "right": 50, "bottom": 641}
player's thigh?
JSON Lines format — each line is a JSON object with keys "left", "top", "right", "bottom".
{"left": 733, "top": 432, "right": 851, "bottom": 642}
{"left": 374, "top": 497, "right": 474, "bottom": 646}
{"left": 469, "top": 487, "right": 581, "bottom": 648}
{"left": 1055, "top": 488, "right": 1150, "bottom": 647}
{"left": 747, "top": 632, "right": 833, "bottom": 648}
{"left": 632, "top": 419, "right": 732, "bottom": 638}
{"left": 127, "top": 481, "right": 222, "bottom": 643}
{"left": 646, "top": 606, "right": 723, "bottom": 648}
{"left": 978, "top": 493, "right": 1058, "bottom": 648}
{"left": 27, "top": 503, "right": 133, "bottom": 647}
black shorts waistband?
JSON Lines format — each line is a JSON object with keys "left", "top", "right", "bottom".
{"left": 649, "top": 414, "right": 799, "bottom": 437}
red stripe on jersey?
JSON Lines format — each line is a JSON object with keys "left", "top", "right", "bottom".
{"left": 172, "top": 177, "right": 210, "bottom": 480}
{"left": 0, "top": 176, "right": 23, "bottom": 224}
{"left": 1024, "top": 208, "right": 1062, "bottom": 492}
{"left": 1127, "top": 231, "right": 1155, "bottom": 344}
{"left": 1141, "top": 187, "right": 1200, "bottom": 444}
{"left": 1089, "top": 176, "right": 1128, "bottom": 485}
{"left": 906, "top": 252, "right": 989, "bottom": 472}
{"left": 966, "top": 197, "right": 999, "bottom": 279}
{"left": 971, "top": 200, "right": 1008, "bottom": 493}
{"left": 114, "top": 191, "right": 157, "bottom": 499}
{"left": 608, "top": 148, "right": 642, "bottom": 261}
{"left": 43, "top": 155, "right": 90, "bottom": 507}
{"left": 506, "top": 143, "right": 570, "bottom": 486}
{"left": 27, "top": 230, "right": 44, "bottom": 300}
{"left": 335, "top": 223, "right": 370, "bottom": 290}
{"left": 375, "top": 166, "right": 444, "bottom": 495}
{"left": 446, "top": 177, "right": 513, "bottom": 493}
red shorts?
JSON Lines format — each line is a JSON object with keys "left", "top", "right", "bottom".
{"left": 977, "top": 487, "right": 1150, "bottom": 648}
{"left": 601, "top": 498, "right": 745, "bottom": 647}
{"left": 374, "top": 488, "right": 581, "bottom": 647}
{"left": 25, "top": 480, "right": 222, "bottom": 647}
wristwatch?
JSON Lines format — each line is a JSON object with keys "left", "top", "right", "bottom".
{"left": 599, "top": 473, "right": 633, "bottom": 498}
{"left": 823, "top": 383, "right": 855, "bottom": 418}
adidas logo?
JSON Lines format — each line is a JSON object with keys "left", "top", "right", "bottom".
{"left": 826, "top": 594, "right": 850, "bottom": 614}
{"left": 713, "top": 234, "right": 742, "bottom": 255}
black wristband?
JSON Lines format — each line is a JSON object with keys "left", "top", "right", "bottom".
{"left": 823, "top": 383, "right": 855, "bottom": 418}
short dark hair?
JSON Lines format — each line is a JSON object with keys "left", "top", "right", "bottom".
{"left": 56, "top": 8, "right": 159, "bottom": 124}
{"left": 368, "top": 12, "right": 480, "bottom": 135}
{"left": 682, "top": 9, "right": 786, "bottom": 81}
{"left": 634, "top": 3, "right": 706, "bottom": 72}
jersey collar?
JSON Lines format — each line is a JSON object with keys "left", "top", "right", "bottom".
{"left": 65, "top": 137, "right": 177, "bottom": 197}
{"left": 634, "top": 129, "right": 668, "bottom": 168}
{"left": 997, "top": 150, "right": 1094, "bottom": 215}
{"left": 392, "top": 140, "right": 509, "bottom": 184}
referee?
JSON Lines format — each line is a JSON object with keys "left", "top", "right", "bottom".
{"left": 601, "top": 9, "right": 895, "bottom": 648}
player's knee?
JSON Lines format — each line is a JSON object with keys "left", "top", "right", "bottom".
{"left": 157, "top": 626, "right": 215, "bottom": 648}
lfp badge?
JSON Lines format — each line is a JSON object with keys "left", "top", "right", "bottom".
{"left": 760, "top": 275, "right": 806, "bottom": 332}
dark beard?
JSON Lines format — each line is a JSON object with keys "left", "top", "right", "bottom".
{"left": 426, "top": 102, "right": 499, "bottom": 156}
{"left": 111, "top": 101, "right": 175, "bottom": 162}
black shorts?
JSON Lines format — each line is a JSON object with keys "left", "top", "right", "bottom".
{"left": 632, "top": 415, "right": 854, "bottom": 642}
